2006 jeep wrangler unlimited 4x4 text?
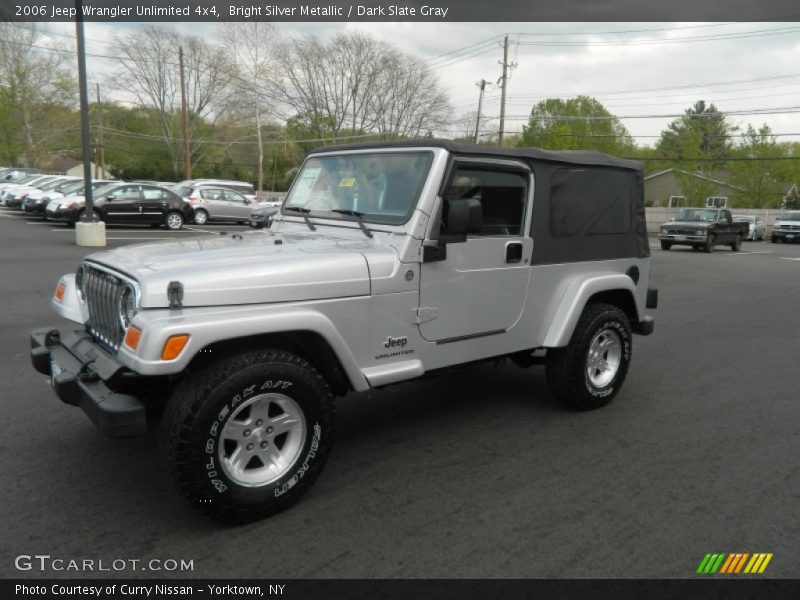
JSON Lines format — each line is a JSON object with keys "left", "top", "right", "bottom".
{"left": 31, "top": 141, "right": 657, "bottom": 523}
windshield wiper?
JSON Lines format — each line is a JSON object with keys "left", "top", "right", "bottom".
{"left": 284, "top": 206, "right": 316, "bottom": 231}
{"left": 331, "top": 209, "right": 373, "bottom": 238}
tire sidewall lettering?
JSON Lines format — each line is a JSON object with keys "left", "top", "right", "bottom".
{"left": 202, "top": 376, "right": 311, "bottom": 497}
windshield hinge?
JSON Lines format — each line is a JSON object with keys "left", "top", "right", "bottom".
{"left": 413, "top": 307, "right": 438, "bottom": 324}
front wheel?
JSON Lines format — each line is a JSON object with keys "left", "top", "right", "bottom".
{"left": 704, "top": 234, "right": 716, "bottom": 253}
{"left": 161, "top": 349, "right": 335, "bottom": 524}
{"left": 660, "top": 240, "right": 672, "bottom": 250}
{"left": 546, "top": 303, "right": 632, "bottom": 410}
{"left": 165, "top": 211, "right": 184, "bottom": 230}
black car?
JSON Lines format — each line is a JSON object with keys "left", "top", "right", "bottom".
{"left": 249, "top": 206, "right": 278, "bottom": 229}
{"left": 50, "top": 183, "right": 194, "bottom": 229}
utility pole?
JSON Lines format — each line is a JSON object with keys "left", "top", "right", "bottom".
{"left": 498, "top": 35, "right": 509, "bottom": 147}
{"left": 474, "top": 79, "right": 487, "bottom": 144}
{"left": 95, "top": 83, "right": 105, "bottom": 179}
{"left": 178, "top": 46, "right": 191, "bottom": 179}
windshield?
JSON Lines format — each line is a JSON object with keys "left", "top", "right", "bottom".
{"left": 676, "top": 209, "right": 719, "bottom": 222}
{"left": 55, "top": 180, "right": 85, "bottom": 195}
{"left": 283, "top": 151, "right": 433, "bottom": 224}
{"left": 14, "top": 175, "right": 41, "bottom": 185}
{"left": 776, "top": 213, "right": 800, "bottom": 222}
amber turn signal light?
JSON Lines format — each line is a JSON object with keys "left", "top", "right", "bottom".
{"left": 161, "top": 334, "right": 190, "bottom": 360}
{"left": 54, "top": 283, "right": 66, "bottom": 303}
{"left": 123, "top": 326, "right": 142, "bottom": 350}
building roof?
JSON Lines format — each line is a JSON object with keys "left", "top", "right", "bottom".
{"left": 312, "top": 139, "right": 642, "bottom": 171}
{"left": 644, "top": 168, "right": 744, "bottom": 191}
{"left": 49, "top": 155, "right": 81, "bottom": 173}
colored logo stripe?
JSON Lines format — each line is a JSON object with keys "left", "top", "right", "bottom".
{"left": 697, "top": 553, "right": 773, "bottom": 574}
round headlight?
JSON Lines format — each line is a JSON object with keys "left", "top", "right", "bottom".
{"left": 119, "top": 284, "right": 138, "bottom": 329}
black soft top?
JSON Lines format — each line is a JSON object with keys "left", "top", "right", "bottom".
{"left": 312, "top": 139, "right": 642, "bottom": 172}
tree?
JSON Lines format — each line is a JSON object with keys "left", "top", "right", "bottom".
{"left": 273, "top": 31, "right": 450, "bottom": 142}
{"left": 0, "top": 22, "right": 77, "bottom": 167}
{"left": 517, "top": 96, "right": 634, "bottom": 156}
{"left": 730, "top": 124, "right": 790, "bottom": 208}
{"left": 109, "top": 25, "right": 236, "bottom": 177}
{"left": 656, "top": 100, "right": 735, "bottom": 170}
{"left": 222, "top": 22, "right": 279, "bottom": 194}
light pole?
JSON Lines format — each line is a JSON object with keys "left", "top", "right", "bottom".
{"left": 74, "top": 0, "right": 105, "bottom": 246}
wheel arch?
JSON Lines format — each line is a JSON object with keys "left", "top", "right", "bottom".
{"left": 188, "top": 330, "right": 353, "bottom": 397}
{"left": 542, "top": 274, "right": 640, "bottom": 348}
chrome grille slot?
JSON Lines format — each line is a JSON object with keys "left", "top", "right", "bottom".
{"left": 81, "top": 264, "right": 127, "bottom": 351}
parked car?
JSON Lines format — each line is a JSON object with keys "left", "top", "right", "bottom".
{"left": 177, "top": 185, "right": 260, "bottom": 224}
{"left": 0, "top": 174, "right": 56, "bottom": 205}
{"left": 174, "top": 179, "right": 257, "bottom": 203}
{"left": 732, "top": 215, "right": 765, "bottom": 241}
{"left": 48, "top": 182, "right": 193, "bottom": 229}
{"left": 31, "top": 140, "right": 657, "bottom": 523}
{"left": 23, "top": 177, "right": 82, "bottom": 216}
{"left": 44, "top": 180, "right": 117, "bottom": 224}
{"left": 658, "top": 208, "right": 748, "bottom": 252}
{"left": 4, "top": 176, "right": 64, "bottom": 208}
{"left": 770, "top": 211, "right": 800, "bottom": 243}
{"left": 249, "top": 206, "right": 279, "bottom": 229}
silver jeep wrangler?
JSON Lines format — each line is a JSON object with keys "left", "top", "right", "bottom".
{"left": 31, "top": 141, "right": 657, "bottom": 523}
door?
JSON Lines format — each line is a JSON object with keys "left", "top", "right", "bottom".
{"left": 140, "top": 186, "right": 168, "bottom": 223}
{"left": 223, "top": 189, "right": 251, "bottom": 219}
{"left": 199, "top": 188, "right": 226, "bottom": 219}
{"left": 102, "top": 185, "right": 141, "bottom": 222}
{"left": 418, "top": 160, "right": 533, "bottom": 343}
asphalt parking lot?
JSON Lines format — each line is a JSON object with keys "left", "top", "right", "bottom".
{"left": 0, "top": 206, "right": 798, "bottom": 579}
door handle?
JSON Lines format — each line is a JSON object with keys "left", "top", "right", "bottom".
{"left": 505, "top": 241, "right": 523, "bottom": 263}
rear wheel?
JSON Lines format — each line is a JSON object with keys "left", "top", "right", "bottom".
{"left": 161, "top": 349, "right": 335, "bottom": 524}
{"left": 165, "top": 211, "right": 184, "bottom": 230}
{"left": 546, "top": 303, "right": 632, "bottom": 410}
{"left": 660, "top": 240, "right": 671, "bottom": 250}
{"left": 194, "top": 209, "right": 209, "bottom": 225}
{"left": 730, "top": 235, "right": 742, "bottom": 251}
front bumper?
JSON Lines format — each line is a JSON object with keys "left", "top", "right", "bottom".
{"left": 30, "top": 328, "right": 147, "bottom": 438}
{"left": 658, "top": 233, "right": 707, "bottom": 244}
{"left": 46, "top": 205, "right": 81, "bottom": 222}
{"left": 771, "top": 229, "right": 799, "bottom": 241}
{"left": 23, "top": 201, "right": 45, "bottom": 215}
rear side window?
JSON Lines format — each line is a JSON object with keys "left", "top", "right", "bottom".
{"left": 200, "top": 188, "right": 225, "bottom": 200}
{"left": 549, "top": 167, "right": 633, "bottom": 237}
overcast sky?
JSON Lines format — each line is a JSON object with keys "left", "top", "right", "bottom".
{"left": 46, "top": 20, "right": 800, "bottom": 147}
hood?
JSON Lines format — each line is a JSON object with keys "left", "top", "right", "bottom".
{"left": 663, "top": 220, "right": 710, "bottom": 228}
{"left": 85, "top": 230, "right": 380, "bottom": 308}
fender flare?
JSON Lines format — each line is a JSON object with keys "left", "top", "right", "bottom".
{"left": 117, "top": 305, "right": 370, "bottom": 392}
{"left": 542, "top": 273, "right": 639, "bottom": 348}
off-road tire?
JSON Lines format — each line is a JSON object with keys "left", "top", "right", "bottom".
{"left": 161, "top": 349, "right": 335, "bottom": 524}
{"left": 704, "top": 234, "right": 716, "bottom": 253}
{"left": 730, "top": 235, "right": 742, "bottom": 252}
{"left": 194, "top": 209, "right": 209, "bottom": 225}
{"left": 546, "top": 303, "right": 632, "bottom": 410}
{"left": 660, "top": 241, "right": 671, "bottom": 250}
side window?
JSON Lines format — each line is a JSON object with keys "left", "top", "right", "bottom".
{"left": 114, "top": 185, "right": 140, "bottom": 200}
{"left": 200, "top": 188, "right": 224, "bottom": 200}
{"left": 442, "top": 166, "right": 527, "bottom": 236}
{"left": 141, "top": 187, "right": 163, "bottom": 200}
{"left": 224, "top": 190, "right": 247, "bottom": 203}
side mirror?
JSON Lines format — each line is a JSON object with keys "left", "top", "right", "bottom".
{"left": 447, "top": 198, "right": 482, "bottom": 235}
{"left": 106, "top": 195, "right": 115, "bottom": 201}
{"left": 244, "top": 198, "right": 251, "bottom": 205}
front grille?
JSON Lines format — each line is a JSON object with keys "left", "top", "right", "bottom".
{"left": 776, "top": 224, "right": 800, "bottom": 231}
{"left": 81, "top": 265, "right": 127, "bottom": 351}
{"left": 666, "top": 228, "right": 704, "bottom": 235}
